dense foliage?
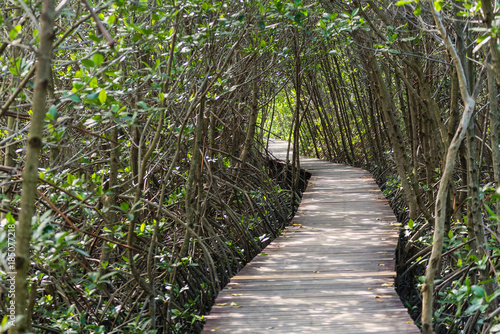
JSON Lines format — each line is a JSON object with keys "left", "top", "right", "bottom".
{"left": 1, "top": 1, "right": 306, "bottom": 332}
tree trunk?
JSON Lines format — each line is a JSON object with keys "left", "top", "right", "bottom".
{"left": 368, "top": 53, "right": 418, "bottom": 220}
{"left": 238, "top": 71, "right": 259, "bottom": 168}
{"left": 421, "top": 7, "right": 481, "bottom": 333}
{"left": 487, "top": 69, "right": 500, "bottom": 225}
{"left": 99, "top": 127, "right": 118, "bottom": 276}
{"left": 2, "top": 116, "right": 16, "bottom": 221}
{"left": 180, "top": 96, "right": 205, "bottom": 258}
{"left": 14, "top": 1, "right": 55, "bottom": 332}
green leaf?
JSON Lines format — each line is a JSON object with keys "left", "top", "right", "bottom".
{"left": 6, "top": 212, "right": 15, "bottom": 225}
{"left": 408, "top": 219, "right": 414, "bottom": 229}
{"left": 120, "top": 202, "right": 129, "bottom": 211}
{"left": 67, "top": 173, "right": 76, "bottom": 185}
{"left": 477, "top": 33, "right": 490, "bottom": 44}
{"left": 9, "top": 26, "right": 21, "bottom": 41}
{"left": 487, "top": 289, "right": 500, "bottom": 303}
{"left": 98, "top": 89, "right": 107, "bottom": 104}
{"left": 9, "top": 58, "right": 21, "bottom": 75}
{"left": 1, "top": 314, "right": 13, "bottom": 331}
{"left": 448, "top": 230, "right": 453, "bottom": 239}
{"left": 414, "top": 3, "right": 421, "bottom": 15}
{"left": 89, "top": 77, "right": 98, "bottom": 88}
{"left": 471, "top": 285, "right": 487, "bottom": 298}
{"left": 137, "top": 101, "right": 149, "bottom": 109}
{"left": 81, "top": 59, "right": 95, "bottom": 67}
{"left": 100, "top": 271, "right": 117, "bottom": 280}
{"left": 140, "top": 222, "right": 145, "bottom": 233}
{"left": 86, "top": 92, "right": 99, "bottom": 100}
{"left": 464, "top": 303, "right": 482, "bottom": 315}
{"left": 68, "top": 94, "right": 81, "bottom": 102}
{"left": 93, "top": 53, "right": 104, "bottom": 66}
{"left": 473, "top": 35, "right": 491, "bottom": 53}
{"left": 71, "top": 247, "right": 91, "bottom": 257}
{"left": 485, "top": 204, "right": 495, "bottom": 216}
{"left": 47, "top": 105, "right": 58, "bottom": 120}
{"left": 259, "top": 4, "right": 265, "bottom": 15}
{"left": 434, "top": 0, "right": 444, "bottom": 11}
{"left": 89, "top": 34, "right": 101, "bottom": 43}
{"left": 395, "top": 0, "right": 414, "bottom": 5}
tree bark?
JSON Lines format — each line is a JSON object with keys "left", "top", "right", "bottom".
{"left": 487, "top": 69, "right": 500, "bottom": 224}
{"left": 14, "top": 1, "right": 55, "bottom": 332}
{"left": 238, "top": 70, "right": 259, "bottom": 168}
{"left": 421, "top": 6, "right": 482, "bottom": 333}
{"left": 179, "top": 95, "right": 205, "bottom": 258}
{"left": 99, "top": 127, "right": 118, "bottom": 276}
{"left": 368, "top": 53, "right": 418, "bottom": 220}
{"left": 482, "top": 0, "right": 500, "bottom": 84}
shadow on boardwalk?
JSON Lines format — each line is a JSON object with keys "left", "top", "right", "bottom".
{"left": 202, "top": 140, "right": 420, "bottom": 333}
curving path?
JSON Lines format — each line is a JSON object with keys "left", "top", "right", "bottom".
{"left": 202, "top": 140, "right": 420, "bottom": 333}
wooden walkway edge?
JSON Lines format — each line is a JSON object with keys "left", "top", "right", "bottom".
{"left": 201, "top": 140, "right": 420, "bottom": 333}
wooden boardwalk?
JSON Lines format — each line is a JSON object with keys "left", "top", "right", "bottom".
{"left": 202, "top": 141, "right": 420, "bottom": 333}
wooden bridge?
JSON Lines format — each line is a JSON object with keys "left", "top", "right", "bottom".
{"left": 202, "top": 141, "right": 420, "bottom": 333}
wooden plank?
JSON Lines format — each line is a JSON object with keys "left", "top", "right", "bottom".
{"left": 201, "top": 140, "right": 420, "bottom": 333}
